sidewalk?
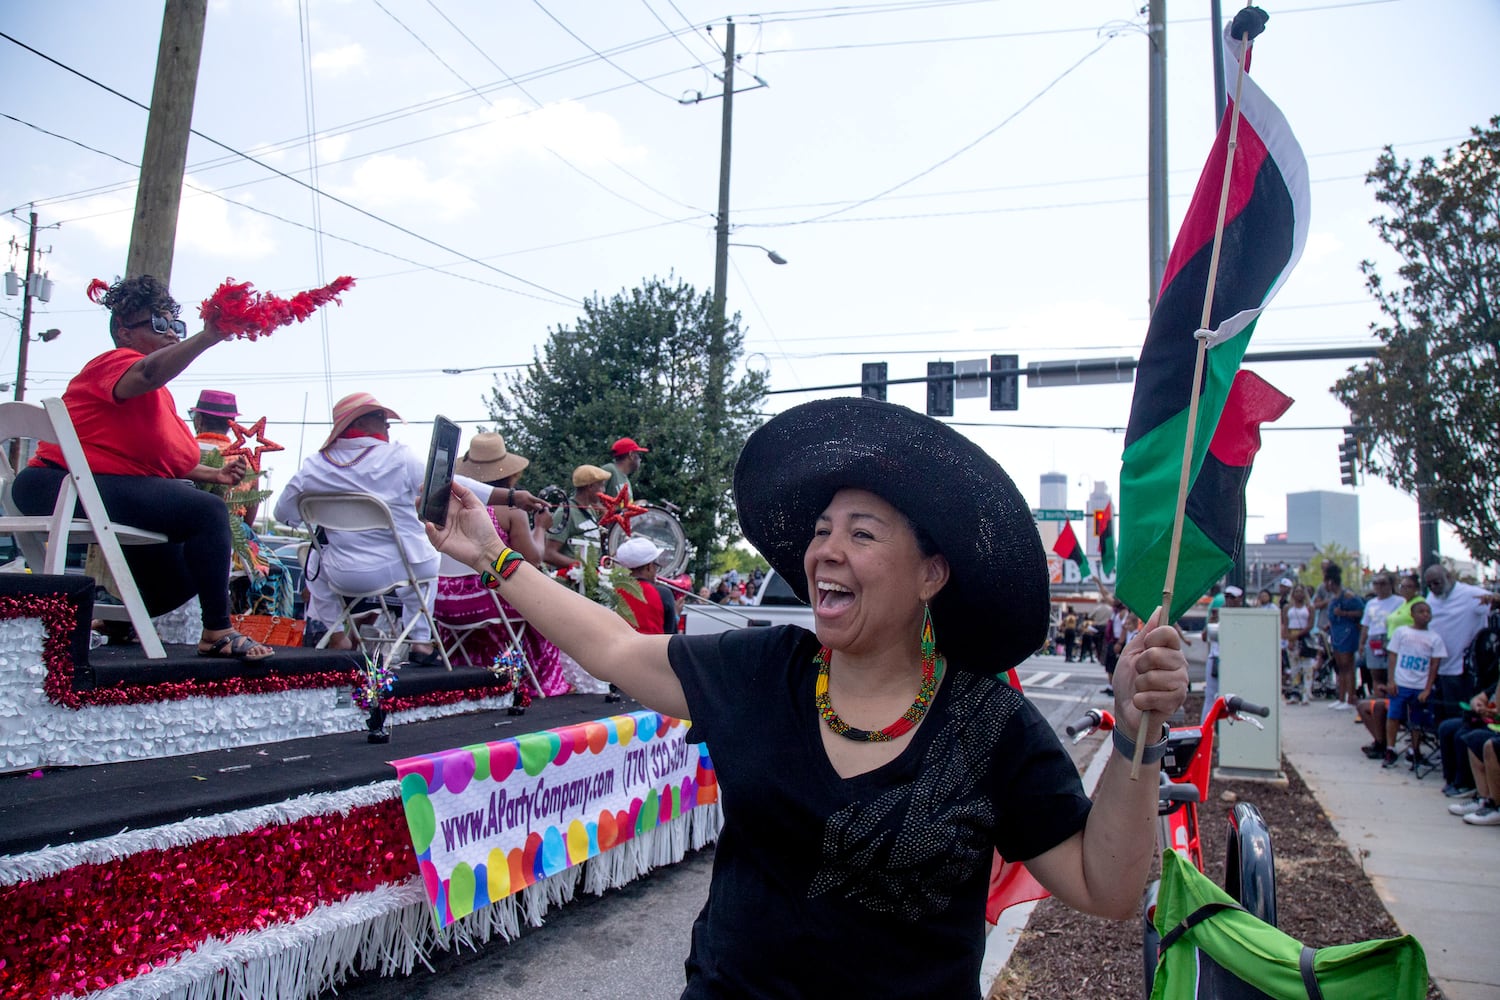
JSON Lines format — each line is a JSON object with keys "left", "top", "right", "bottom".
{"left": 1280, "top": 705, "right": 1500, "bottom": 1000}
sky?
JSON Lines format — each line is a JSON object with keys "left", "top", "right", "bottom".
{"left": 1, "top": 0, "right": 1496, "bottom": 574}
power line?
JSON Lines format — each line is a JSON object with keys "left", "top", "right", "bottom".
{"left": 0, "top": 110, "right": 577, "bottom": 307}
{"left": 761, "top": 30, "right": 1121, "bottom": 227}
{"left": 298, "top": 0, "right": 334, "bottom": 411}
{"left": 382, "top": 0, "right": 694, "bottom": 224}
{"left": 0, "top": 29, "right": 581, "bottom": 305}
{"left": 639, "top": 0, "right": 719, "bottom": 65}
{"left": 531, "top": 0, "right": 682, "bottom": 102}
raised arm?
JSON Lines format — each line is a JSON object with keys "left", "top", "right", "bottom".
{"left": 428, "top": 483, "right": 687, "bottom": 717}
{"left": 113, "top": 320, "right": 230, "bottom": 400}
{"left": 1025, "top": 608, "right": 1188, "bottom": 919}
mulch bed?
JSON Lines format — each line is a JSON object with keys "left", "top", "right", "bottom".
{"left": 991, "top": 699, "right": 1442, "bottom": 999}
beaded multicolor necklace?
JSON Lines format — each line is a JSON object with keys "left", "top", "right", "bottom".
{"left": 814, "top": 613, "right": 944, "bottom": 742}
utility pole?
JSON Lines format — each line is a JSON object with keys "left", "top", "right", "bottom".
{"left": 15, "top": 211, "right": 37, "bottom": 402}
{"left": 701, "top": 18, "right": 736, "bottom": 585}
{"left": 1210, "top": 0, "right": 1226, "bottom": 121}
{"left": 126, "top": 0, "right": 208, "bottom": 283}
{"left": 707, "top": 19, "right": 736, "bottom": 437}
{"left": 1146, "top": 0, "right": 1168, "bottom": 309}
{"left": 1417, "top": 478, "right": 1441, "bottom": 573}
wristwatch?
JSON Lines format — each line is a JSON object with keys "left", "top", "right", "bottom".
{"left": 1113, "top": 722, "right": 1172, "bottom": 765}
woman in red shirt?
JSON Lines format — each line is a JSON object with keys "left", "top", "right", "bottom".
{"left": 11, "top": 275, "right": 272, "bottom": 661}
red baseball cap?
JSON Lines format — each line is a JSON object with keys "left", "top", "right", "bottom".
{"left": 611, "top": 437, "right": 649, "bottom": 458}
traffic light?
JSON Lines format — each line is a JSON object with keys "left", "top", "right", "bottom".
{"left": 1338, "top": 430, "right": 1359, "bottom": 486}
{"left": 1093, "top": 507, "right": 1108, "bottom": 537}
{"left": 990, "top": 354, "right": 1019, "bottom": 411}
{"left": 926, "top": 361, "right": 954, "bottom": 417}
{"left": 861, "top": 362, "right": 888, "bottom": 401}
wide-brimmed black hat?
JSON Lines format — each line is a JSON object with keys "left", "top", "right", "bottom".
{"left": 734, "top": 396, "right": 1048, "bottom": 673}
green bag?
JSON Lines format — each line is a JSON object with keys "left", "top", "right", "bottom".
{"left": 1150, "top": 851, "right": 1428, "bottom": 1000}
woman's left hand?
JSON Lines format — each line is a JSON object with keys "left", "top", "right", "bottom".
{"left": 1111, "top": 606, "right": 1189, "bottom": 733}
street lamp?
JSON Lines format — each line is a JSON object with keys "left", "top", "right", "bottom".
{"left": 728, "top": 242, "right": 787, "bottom": 265}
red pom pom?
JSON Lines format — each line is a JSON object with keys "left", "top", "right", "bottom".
{"left": 198, "top": 276, "right": 356, "bottom": 341}
{"left": 86, "top": 279, "right": 109, "bottom": 304}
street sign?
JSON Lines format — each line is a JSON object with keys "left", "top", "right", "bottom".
{"left": 1031, "top": 508, "right": 1084, "bottom": 521}
{"left": 954, "top": 358, "right": 988, "bottom": 399}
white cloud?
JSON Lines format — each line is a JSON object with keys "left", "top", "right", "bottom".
{"left": 316, "top": 133, "right": 351, "bottom": 164}
{"left": 451, "top": 98, "right": 645, "bottom": 167}
{"left": 175, "top": 177, "right": 277, "bottom": 259}
{"left": 63, "top": 191, "right": 135, "bottom": 251}
{"left": 329, "top": 155, "right": 474, "bottom": 222}
{"left": 1299, "top": 229, "right": 1343, "bottom": 267}
{"left": 312, "top": 43, "right": 365, "bottom": 76}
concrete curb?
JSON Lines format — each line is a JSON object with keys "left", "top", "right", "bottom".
{"left": 980, "top": 735, "right": 1113, "bottom": 994}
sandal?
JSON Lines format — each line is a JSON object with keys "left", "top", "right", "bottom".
{"left": 198, "top": 630, "right": 275, "bottom": 663}
{"left": 402, "top": 647, "right": 444, "bottom": 669}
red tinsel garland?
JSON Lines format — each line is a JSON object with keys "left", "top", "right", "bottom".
{"left": 385, "top": 680, "right": 530, "bottom": 713}
{"left": 0, "top": 799, "right": 414, "bottom": 1000}
{"left": 10, "top": 593, "right": 521, "bottom": 710}
{"left": 199, "top": 276, "right": 355, "bottom": 341}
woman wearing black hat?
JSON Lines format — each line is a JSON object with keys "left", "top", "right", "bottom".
{"left": 426, "top": 397, "right": 1187, "bottom": 998}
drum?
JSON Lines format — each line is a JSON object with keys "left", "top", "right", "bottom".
{"left": 606, "top": 504, "right": 690, "bottom": 577}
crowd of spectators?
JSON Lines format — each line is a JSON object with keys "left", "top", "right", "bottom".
{"left": 1338, "top": 565, "right": 1500, "bottom": 828}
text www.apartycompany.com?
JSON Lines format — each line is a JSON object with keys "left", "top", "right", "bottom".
{"left": 440, "top": 771, "right": 615, "bottom": 851}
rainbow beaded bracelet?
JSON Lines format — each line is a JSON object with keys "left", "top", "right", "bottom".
{"left": 479, "top": 547, "right": 527, "bottom": 589}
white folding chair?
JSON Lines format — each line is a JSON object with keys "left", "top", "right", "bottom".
{"left": 0, "top": 398, "right": 170, "bottom": 658}
{"left": 433, "top": 553, "right": 545, "bottom": 696}
{"left": 296, "top": 491, "right": 451, "bottom": 670}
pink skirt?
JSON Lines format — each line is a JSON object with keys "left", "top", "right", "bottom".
{"left": 434, "top": 574, "right": 570, "bottom": 697}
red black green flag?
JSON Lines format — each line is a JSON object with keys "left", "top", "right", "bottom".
{"left": 1095, "top": 502, "right": 1116, "bottom": 577}
{"left": 1053, "top": 521, "right": 1091, "bottom": 581}
{"left": 1116, "top": 19, "right": 1309, "bottom": 623}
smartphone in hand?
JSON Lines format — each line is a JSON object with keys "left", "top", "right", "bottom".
{"left": 421, "top": 416, "right": 461, "bottom": 528}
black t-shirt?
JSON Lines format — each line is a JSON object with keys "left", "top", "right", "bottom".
{"left": 668, "top": 626, "right": 1091, "bottom": 999}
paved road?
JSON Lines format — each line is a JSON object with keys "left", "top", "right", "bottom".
{"left": 326, "top": 648, "right": 1198, "bottom": 998}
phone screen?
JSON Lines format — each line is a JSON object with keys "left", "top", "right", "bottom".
{"left": 421, "top": 416, "right": 461, "bottom": 528}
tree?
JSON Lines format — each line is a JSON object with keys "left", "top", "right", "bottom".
{"left": 485, "top": 276, "right": 768, "bottom": 582}
{"left": 1332, "top": 117, "right": 1500, "bottom": 563}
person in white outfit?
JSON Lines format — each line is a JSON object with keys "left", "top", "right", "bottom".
{"left": 1282, "top": 585, "right": 1314, "bottom": 703}
{"left": 274, "top": 392, "right": 546, "bottom": 665}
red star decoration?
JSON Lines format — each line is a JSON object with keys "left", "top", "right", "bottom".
{"left": 221, "top": 417, "right": 284, "bottom": 469}
{"left": 597, "top": 484, "right": 649, "bottom": 536}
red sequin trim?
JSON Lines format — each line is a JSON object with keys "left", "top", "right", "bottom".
{"left": 12, "top": 596, "right": 520, "bottom": 709}
{"left": 0, "top": 799, "right": 414, "bottom": 1000}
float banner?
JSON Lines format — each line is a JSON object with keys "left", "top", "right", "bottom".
{"left": 391, "top": 711, "right": 718, "bottom": 928}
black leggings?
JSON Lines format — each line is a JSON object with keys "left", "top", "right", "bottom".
{"left": 12, "top": 465, "right": 232, "bottom": 631}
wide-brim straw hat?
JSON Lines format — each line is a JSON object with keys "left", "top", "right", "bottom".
{"left": 454, "top": 432, "right": 529, "bottom": 482}
{"left": 734, "top": 396, "right": 1048, "bottom": 673}
{"left": 321, "top": 392, "right": 403, "bottom": 451}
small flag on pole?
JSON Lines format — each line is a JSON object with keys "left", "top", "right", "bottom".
{"left": 1053, "top": 521, "right": 1092, "bottom": 581}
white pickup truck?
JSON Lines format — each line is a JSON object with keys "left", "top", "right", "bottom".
{"left": 679, "top": 570, "right": 816, "bottom": 635}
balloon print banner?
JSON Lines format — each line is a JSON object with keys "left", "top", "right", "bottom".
{"left": 391, "top": 711, "right": 717, "bottom": 927}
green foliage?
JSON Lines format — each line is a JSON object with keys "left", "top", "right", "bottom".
{"left": 1333, "top": 117, "right": 1500, "bottom": 562}
{"left": 486, "top": 275, "right": 769, "bottom": 582}
{"left": 713, "top": 547, "right": 768, "bottom": 579}
{"left": 196, "top": 449, "right": 274, "bottom": 582}
{"left": 1296, "top": 542, "right": 1363, "bottom": 592}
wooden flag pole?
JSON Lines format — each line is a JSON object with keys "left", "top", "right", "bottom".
{"left": 1130, "top": 26, "right": 1253, "bottom": 780}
